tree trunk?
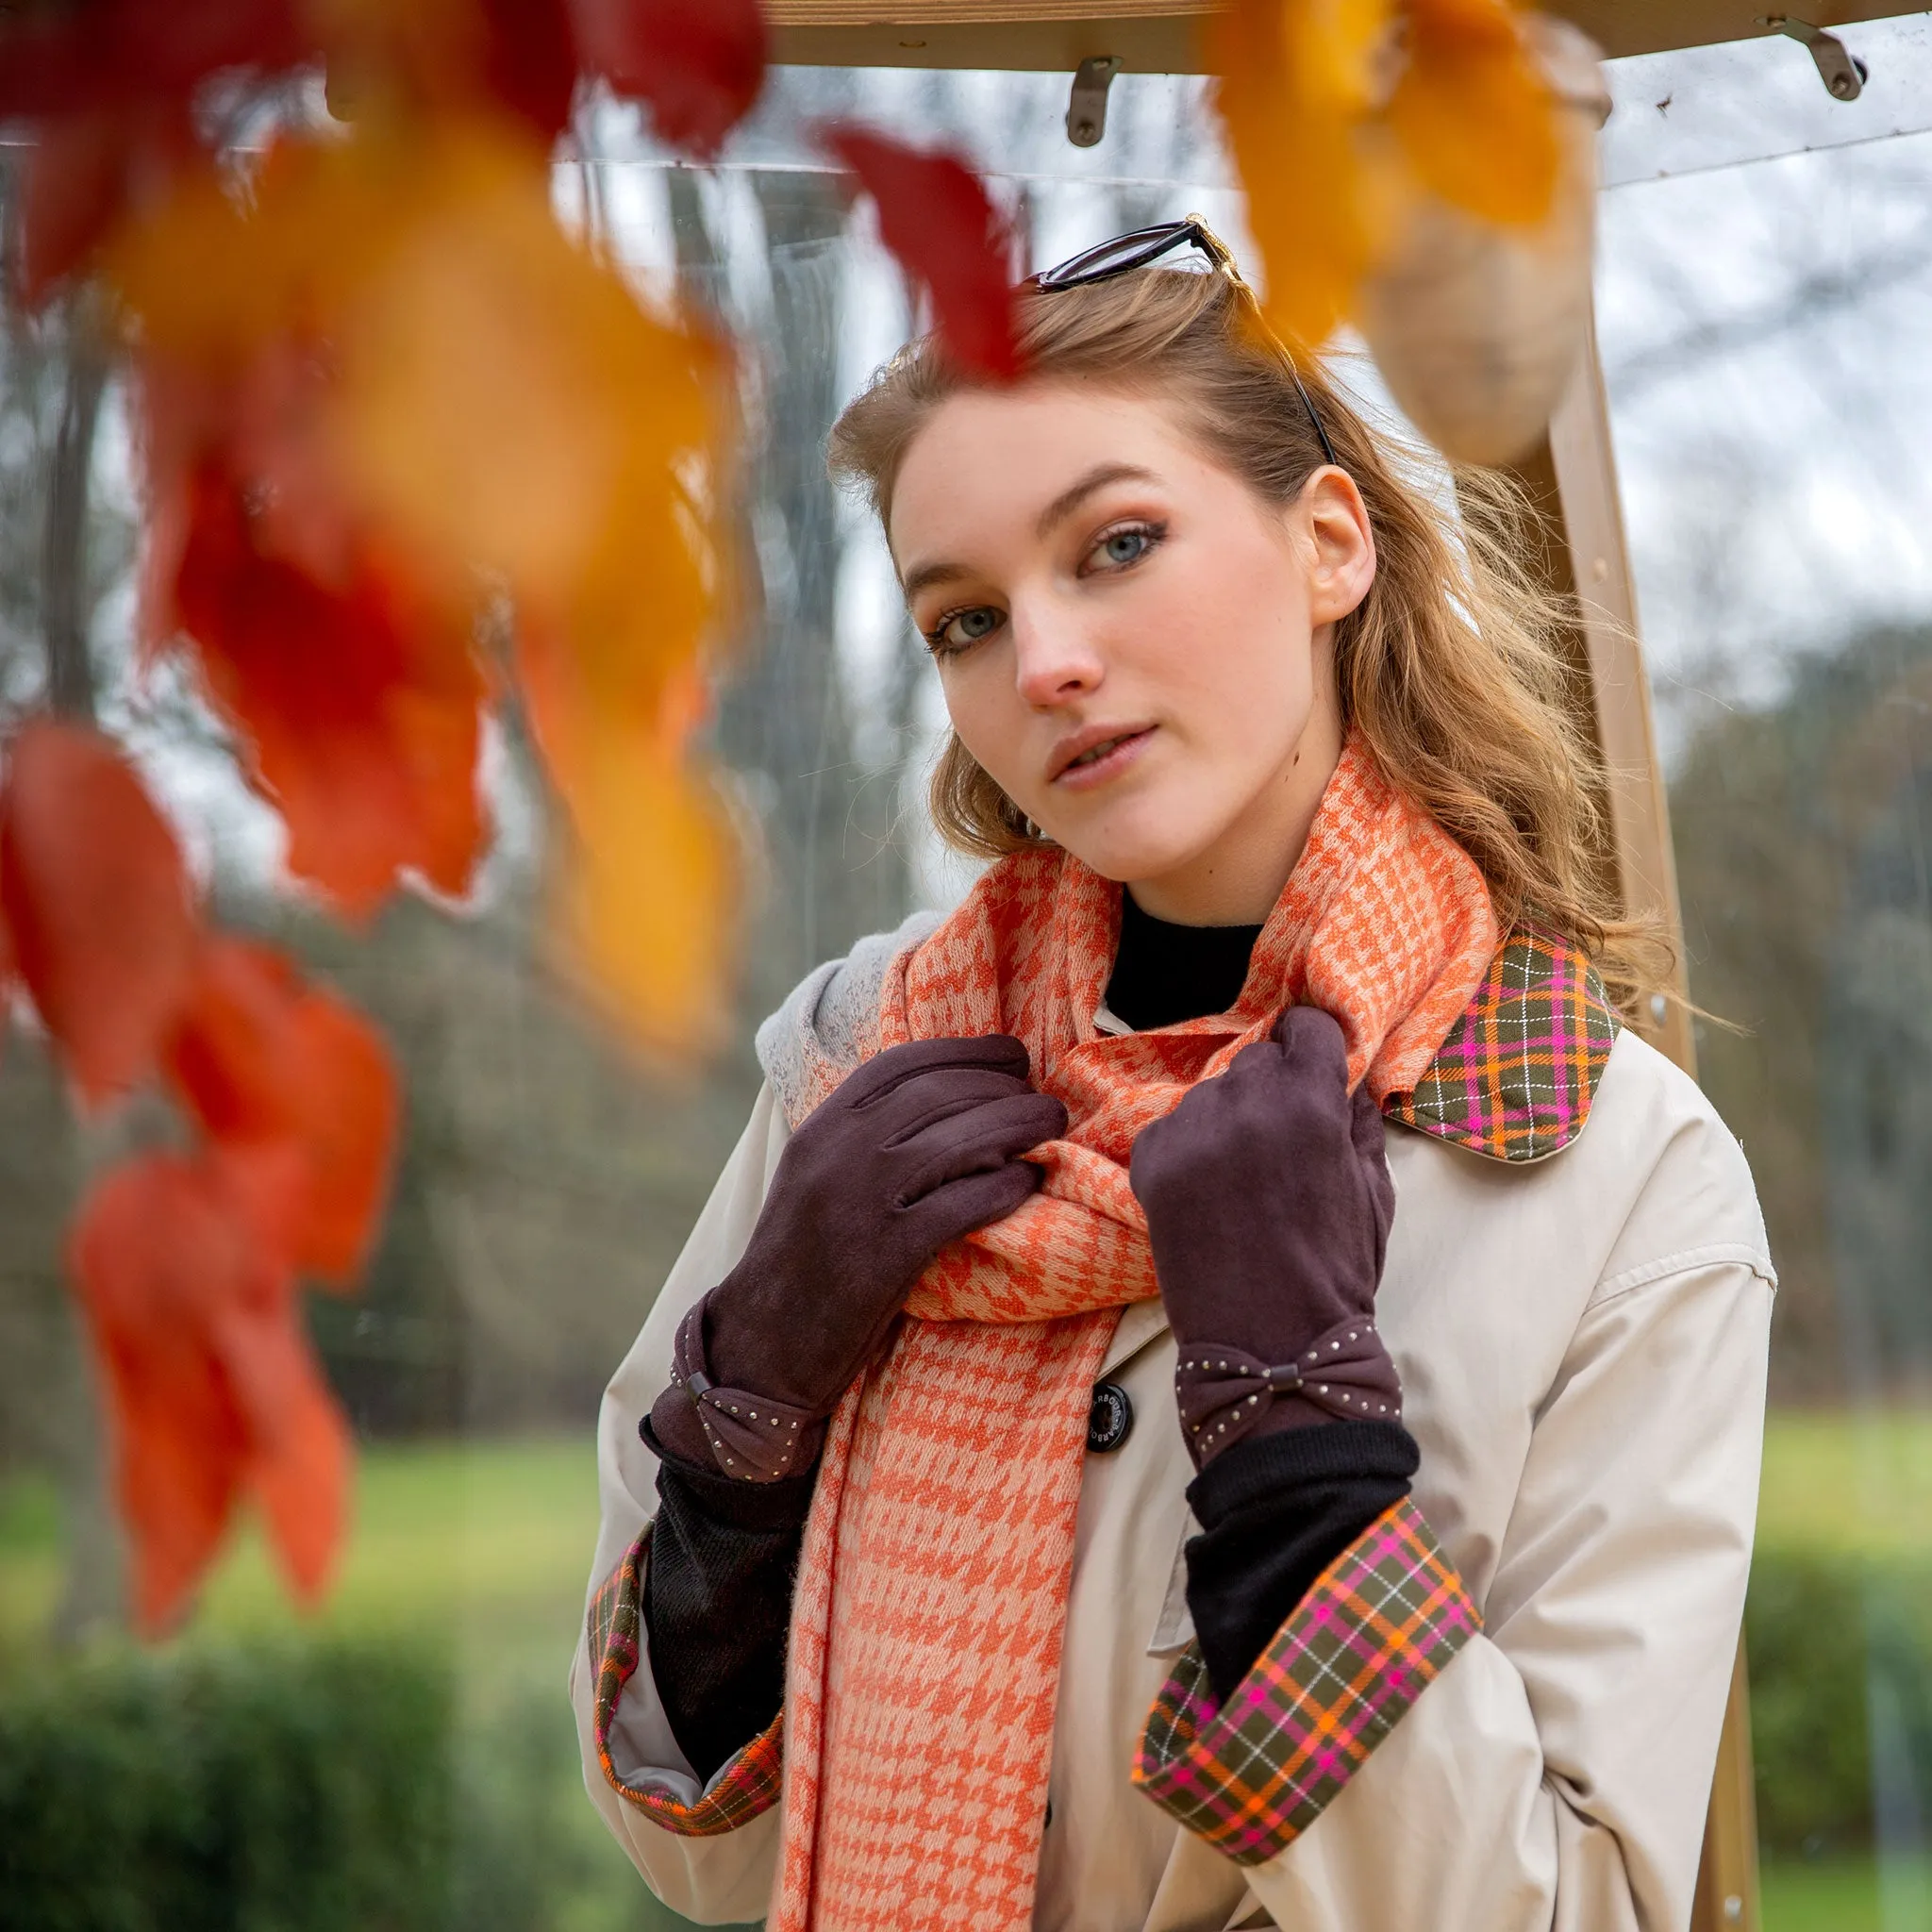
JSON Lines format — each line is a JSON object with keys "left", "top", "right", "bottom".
{"left": 40, "top": 294, "right": 123, "bottom": 1642}
{"left": 41, "top": 302, "right": 107, "bottom": 723}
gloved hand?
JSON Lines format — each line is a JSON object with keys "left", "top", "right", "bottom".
{"left": 649, "top": 1035, "right": 1067, "bottom": 1480}
{"left": 1128, "top": 1006, "right": 1400, "bottom": 1470}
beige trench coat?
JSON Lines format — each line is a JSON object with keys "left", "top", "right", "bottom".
{"left": 571, "top": 1021, "right": 1774, "bottom": 1931}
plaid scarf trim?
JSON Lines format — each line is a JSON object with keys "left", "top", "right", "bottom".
{"left": 1132, "top": 1498, "right": 1479, "bottom": 1865}
{"left": 1384, "top": 929, "right": 1619, "bottom": 1163}
{"left": 589, "top": 1526, "right": 785, "bottom": 1835}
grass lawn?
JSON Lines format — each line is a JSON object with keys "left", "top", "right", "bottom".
{"left": 1762, "top": 1857, "right": 1932, "bottom": 1931}
{"left": 1757, "top": 1409, "right": 1932, "bottom": 1564}
{"left": 11, "top": 1408, "right": 1930, "bottom": 1656}
{"left": 0, "top": 1434, "right": 602, "bottom": 1674}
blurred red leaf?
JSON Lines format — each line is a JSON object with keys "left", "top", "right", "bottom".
{"left": 71, "top": 1148, "right": 348, "bottom": 1632}
{"left": 17, "top": 114, "right": 135, "bottom": 308}
{"left": 169, "top": 461, "right": 489, "bottom": 919}
{"left": 476, "top": 0, "right": 581, "bottom": 139}
{"left": 166, "top": 936, "right": 400, "bottom": 1285}
{"left": 0, "top": 722, "right": 198, "bottom": 1105}
{"left": 575, "top": 0, "right": 767, "bottom": 158}
{"left": 0, "top": 0, "right": 310, "bottom": 118}
{"left": 820, "top": 126, "right": 1018, "bottom": 379}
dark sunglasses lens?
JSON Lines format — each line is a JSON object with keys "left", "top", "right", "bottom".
{"left": 1038, "top": 223, "right": 1199, "bottom": 289}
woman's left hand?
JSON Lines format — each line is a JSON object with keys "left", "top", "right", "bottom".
{"left": 1128, "top": 1006, "right": 1402, "bottom": 1467}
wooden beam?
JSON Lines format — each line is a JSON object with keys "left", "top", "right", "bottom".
{"left": 1543, "top": 304, "right": 1698, "bottom": 1071}
{"left": 1500, "top": 311, "right": 1758, "bottom": 1932}
{"left": 771, "top": 0, "right": 1921, "bottom": 72}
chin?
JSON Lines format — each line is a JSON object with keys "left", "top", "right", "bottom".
{"left": 1044, "top": 816, "right": 1218, "bottom": 890}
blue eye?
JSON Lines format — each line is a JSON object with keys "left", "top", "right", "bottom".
{"left": 925, "top": 605, "right": 1004, "bottom": 655}
{"left": 1086, "top": 520, "right": 1165, "bottom": 574}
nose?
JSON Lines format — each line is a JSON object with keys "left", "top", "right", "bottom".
{"left": 1011, "top": 608, "right": 1106, "bottom": 709}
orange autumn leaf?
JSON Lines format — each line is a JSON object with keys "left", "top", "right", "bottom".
{"left": 168, "top": 460, "right": 489, "bottom": 917}
{"left": 0, "top": 721, "right": 198, "bottom": 1105}
{"left": 108, "top": 118, "right": 738, "bottom": 1047}
{"left": 549, "top": 737, "right": 737, "bottom": 1060}
{"left": 165, "top": 936, "right": 401, "bottom": 1286}
{"left": 327, "top": 124, "right": 725, "bottom": 644}
{"left": 1386, "top": 0, "right": 1559, "bottom": 227}
{"left": 1207, "top": 0, "right": 1399, "bottom": 348}
{"left": 71, "top": 1148, "right": 350, "bottom": 1632}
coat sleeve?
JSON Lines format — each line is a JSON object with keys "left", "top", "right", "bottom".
{"left": 568, "top": 1083, "right": 793, "bottom": 1926}
{"left": 1137, "top": 1123, "right": 1775, "bottom": 1930}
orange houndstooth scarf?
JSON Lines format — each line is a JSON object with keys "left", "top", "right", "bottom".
{"left": 769, "top": 737, "right": 1499, "bottom": 1932}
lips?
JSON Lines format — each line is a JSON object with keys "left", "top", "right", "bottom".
{"left": 1048, "top": 723, "right": 1156, "bottom": 785}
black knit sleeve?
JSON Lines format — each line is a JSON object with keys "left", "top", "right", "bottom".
{"left": 1183, "top": 1419, "right": 1419, "bottom": 1705}
{"left": 640, "top": 1421, "right": 817, "bottom": 1782}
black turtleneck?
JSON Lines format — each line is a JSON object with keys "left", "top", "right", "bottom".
{"left": 1104, "top": 891, "right": 1263, "bottom": 1030}
{"left": 641, "top": 898, "right": 1409, "bottom": 1776}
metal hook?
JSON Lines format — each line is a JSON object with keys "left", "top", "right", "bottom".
{"left": 1066, "top": 56, "right": 1122, "bottom": 148}
{"left": 1758, "top": 16, "right": 1868, "bottom": 100}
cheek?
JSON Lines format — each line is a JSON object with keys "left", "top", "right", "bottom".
{"left": 937, "top": 657, "right": 1025, "bottom": 784}
{"left": 1141, "top": 542, "right": 1316, "bottom": 741}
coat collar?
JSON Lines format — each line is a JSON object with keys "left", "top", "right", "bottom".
{"left": 1383, "top": 928, "right": 1620, "bottom": 1164}
{"left": 1091, "top": 926, "right": 1618, "bottom": 1167}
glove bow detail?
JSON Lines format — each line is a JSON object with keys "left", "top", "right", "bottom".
{"left": 670, "top": 1303, "right": 822, "bottom": 1482}
{"left": 1175, "top": 1314, "right": 1401, "bottom": 1468}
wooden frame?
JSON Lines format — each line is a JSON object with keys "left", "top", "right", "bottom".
{"left": 1505, "top": 309, "right": 1759, "bottom": 1932}
{"left": 769, "top": 0, "right": 1923, "bottom": 72}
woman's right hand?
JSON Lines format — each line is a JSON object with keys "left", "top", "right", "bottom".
{"left": 649, "top": 1035, "right": 1067, "bottom": 1477}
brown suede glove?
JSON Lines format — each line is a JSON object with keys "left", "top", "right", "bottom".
{"left": 650, "top": 1035, "right": 1067, "bottom": 1479}
{"left": 1128, "top": 1006, "right": 1400, "bottom": 1469}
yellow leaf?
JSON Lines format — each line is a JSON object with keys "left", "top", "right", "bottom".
{"left": 1205, "top": 0, "right": 1400, "bottom": 349}
{"left": 1386, "top": 0, "right": 1559, "bottom": 227}
{"left": 105, "top": 108, "right": 742, "bottom": 1053}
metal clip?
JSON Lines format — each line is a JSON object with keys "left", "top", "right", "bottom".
{"left": 1066, "top": 56, "right": 1122, "bottom": 148}
{"left": 1758, "top": 16, "right": 1868, "bottom": 100}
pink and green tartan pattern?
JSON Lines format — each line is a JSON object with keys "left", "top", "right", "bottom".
{"left": 1384, "top": 929, "right": 1618, "bottom": 1163}
{"left": 588, "top": 1525, "right": 785, "bottom": 1835}
{"left": 1132, "top": 1498, "right": 1479, "bottom": 1866}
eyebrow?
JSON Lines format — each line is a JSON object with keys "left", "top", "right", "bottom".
{"left": 898, "top": 461, "right": 1160, "bottom": 604}
{"left": 1032, "top": 462, "right": 1157, "bottom": 541}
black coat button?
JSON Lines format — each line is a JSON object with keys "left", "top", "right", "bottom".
{"left": 1087, "top": 1380, "right": 1134, "bottom": 1453}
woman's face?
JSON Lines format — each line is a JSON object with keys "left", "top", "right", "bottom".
{"left": 890, "top": 378, "right": 1376, "bottom": 925}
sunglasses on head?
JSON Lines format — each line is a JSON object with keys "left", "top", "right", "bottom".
{"left": 1027, "top": 217, "right": 1339, "bottom": 468}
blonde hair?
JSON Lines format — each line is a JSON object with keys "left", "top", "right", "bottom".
{"left": 827, "top": 267, "right": 1664, "bottom": 1011}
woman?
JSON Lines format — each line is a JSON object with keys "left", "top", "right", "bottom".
{"left": 571, "top": 222, "right": 1773, "bottom": 1932}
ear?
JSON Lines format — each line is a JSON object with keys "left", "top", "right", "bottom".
{"left": 1301, "top": 469, "right": 1376, "bottom": 629}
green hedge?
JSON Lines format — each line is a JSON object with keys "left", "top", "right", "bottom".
{"left": 0, "top": 1638, "right": 588, "bottom": 1932}
{"left": 1748, "top": 1548, "right": 1932, "bottom": 1859}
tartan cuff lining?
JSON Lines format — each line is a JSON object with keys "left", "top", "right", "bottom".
{"left": 587, "top": 1522, "right": 786, "bottom": 1836}
{"left": 1132, "top": 1496, "right": 1480, "bottom": 1866}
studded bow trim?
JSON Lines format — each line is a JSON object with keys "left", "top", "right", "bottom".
{"left": 1175, "top": 1314, "right": 1402, "bottom": 1466}
{"left": 670, "top": 1304, "right": 819, "bottom": 1482}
